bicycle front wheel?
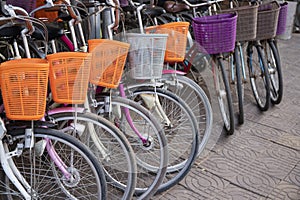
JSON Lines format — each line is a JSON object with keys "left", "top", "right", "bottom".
{"left": 262, "top": 39, "right": 283, "bottom": 104}
{"left": 48, "top": 112, "right": 137, "bottom": 200}
{"left": 0, "top": 127, "right": 106, "bottom": 200}
{"left": 234, "top": 45, "right": 245, "bottom": 124}
{"left": 126, "top": 87, "right": 199, "bottom": 193}
{"left": 94, "top": 96, "right": 169, "bottom": 199}
{"left": 214, "top": 56, "right": 235, "bottom": 135}
{"left": 159, "top": 73, "right": 213, "bottom": 156}
{"left": 247, "top": 42, "right": 270, "bottom": 111}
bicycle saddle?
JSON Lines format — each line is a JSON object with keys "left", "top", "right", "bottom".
{"left": 142, "top": 5, "right": 166, "bottom": 18}
{"left": 32, "top": 23, "right": 64, "bottom": 40}
{"left": 0, "top": 24, "right": 24, "bottom": 38}
{"left": 184, "top": 0, "right": 208, "bottom": 3}
{"left": 163, "top": 1, "right": 190, "bottom": 13}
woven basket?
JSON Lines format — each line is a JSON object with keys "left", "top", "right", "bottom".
{"left": 256, "top": 1, "right": 280, "bottom": 40}
{"left": 276, "top": 2, "right": 288, "bottom": 36}
{"left": 88, "top": 39, "right": 130, "bottom": 88}
{"left": 0, "top": 59, "right": 49, "bottom": 120}
{"left": 126, "top": 33, "right": 168, "bottom": 79}
{"left": 47, "top": 52, "right": 91, "bottom": 104}
{"left": 6, "top": 0, "right": 37, "bottom": 13}
{"left": 145, "top": 22, "right": 190, "bottom": 63}
{"left": 192, "top": 13, "right": 237, "bottom": 54}
{"left": 221, "top": 2, "right": 258, "bottom": 42}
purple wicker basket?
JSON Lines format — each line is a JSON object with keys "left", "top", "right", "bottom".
{"left": 276, "top": 2, "right": 288, "bottom": 35}
{"left": 192, "top": 13, "right": 237, "bottom": 54}
{"left": 6, "top": 0, "right": 37, "bottom": 13}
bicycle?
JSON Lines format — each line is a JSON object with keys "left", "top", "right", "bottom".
{"left": 192, "top": 11, "right": 236, "bottom": 135}
{"left": 114, "top": 6, "right": 204, "bottom": 193}
{"left": 260, "top": 1, "right": 287, "bottom": 105}
{"left": 0, "top": 57, "right": 107, "bottom": 199}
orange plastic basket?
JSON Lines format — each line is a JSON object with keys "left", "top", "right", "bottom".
{"left": 145, "top": 22, "right": 190, "bottom": 63}
{"left": 0, "top": 59, "right": 49, "bottom": 120}
{"left": 47, "top": 52, "right": 91, "bottom": 104}
{"left": 88, "top": 39, "right": 130, "bottom": 88}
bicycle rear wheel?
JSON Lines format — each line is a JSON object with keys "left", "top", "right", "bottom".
{"left": 0, "top": 127, "right": 106, "bottom": 199}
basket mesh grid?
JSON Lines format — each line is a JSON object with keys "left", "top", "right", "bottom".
{"left": 0, "top": 59, "right": 49, "bottom": 120}
{"left": 126, "top": 33, "right": 168, "bottom": 79}
{"left": 47, "top": 52, "right": 91, "bottom": 104}
{"left": 88, "top": 39, "right": 130, "bottom": 88}
{"left": 276, "top": 2, "right": 288, "bottom": 35}
{"left": 221, "top": 2, "right": 258, "bottom": 42}
{"left": 256, "top": 1, "right": 280, "bottom": 40}
{"left": 192, "top": 13, "right": 237, "bottom": 54}
{"left": 145, "top": 22, "right": 190, "bottom": 63}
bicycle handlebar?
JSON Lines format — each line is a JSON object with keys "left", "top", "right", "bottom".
{"left": 4, "top": 5, "right": 35, "bottom": 34}
{"left": 180, "top": 0, "right": 224, "bottom": 8}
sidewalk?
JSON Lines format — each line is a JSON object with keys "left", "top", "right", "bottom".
{"left": 157, "top": 34, "right": 300, "bottom": 199}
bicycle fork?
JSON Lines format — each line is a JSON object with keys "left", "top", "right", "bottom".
{"left": 0, "top": 122, "right": 75, "bottom": 199}
{"left": 230, "top": 43, "right": 247, "bottom": 84}
{"left": 0, "top": 120, "right": 33, "bottom": 199}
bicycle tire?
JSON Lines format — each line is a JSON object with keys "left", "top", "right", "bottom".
{"left": 234, "top": 45, "right": 244, "bottom": 124}
{"left": 264, "top": 40, "right": 283, "bottom": 105}
{"left": 247, "top": 42, "right": 270, "bottom": 111}
{"left": 215, "top": 56, "right": 235, "bottom": 135}
{"left": 48, "top": 112, "right": 137, "bottom": 200}
{"left": 0, "top": 127, "right": 106, "bottom": 199}
{"left": 126, "top": 87, "right": 199, "bottom": 193}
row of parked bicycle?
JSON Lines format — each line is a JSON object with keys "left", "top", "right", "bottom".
{"left": 0, "top": 0, "right": 287, "bottom": 199}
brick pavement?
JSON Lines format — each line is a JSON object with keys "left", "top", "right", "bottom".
{"left": 156, "top": 34, "right": 300, "bottom": 200}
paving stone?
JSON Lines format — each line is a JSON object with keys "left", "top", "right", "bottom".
{"left": 156, "top": 184, "right": 208, "bottom": 200}
{"left": 248, "top": 123, "right": 300, "bottom": 150}
{"left": 285, "top": 162, "right": 300, "bottom": 186}
{"left": 255, "top": 110, "right": 298, "bottom": 133}
{"left": 229, "top": 129, "right": 274, "bottom": 154}
{"left": 233, "top": 169, "right": 280, "bottom": 197}
{"left": 219, "top": 143, "right": 261, "bottom": 165}
{"left": 220, "top": 184, "right": 266, "bottom": 200}
{"left": 182, "top": 167, "right": 229, "bottom": 199}
{"left": 243, "top": 139, "right": 300, "bottom": 180}
{"left": 267, "top": 181, "right": 300, "bottom": 200}
{"left": 262, "top": 143, "right": 300, "bottom": 164}
{"left": 199, "top": 152, "right": 243, "bottom": 182}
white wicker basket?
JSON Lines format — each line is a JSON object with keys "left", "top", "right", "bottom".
{"left": 126, "top": 33, "right": 168, "bottom": 79}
